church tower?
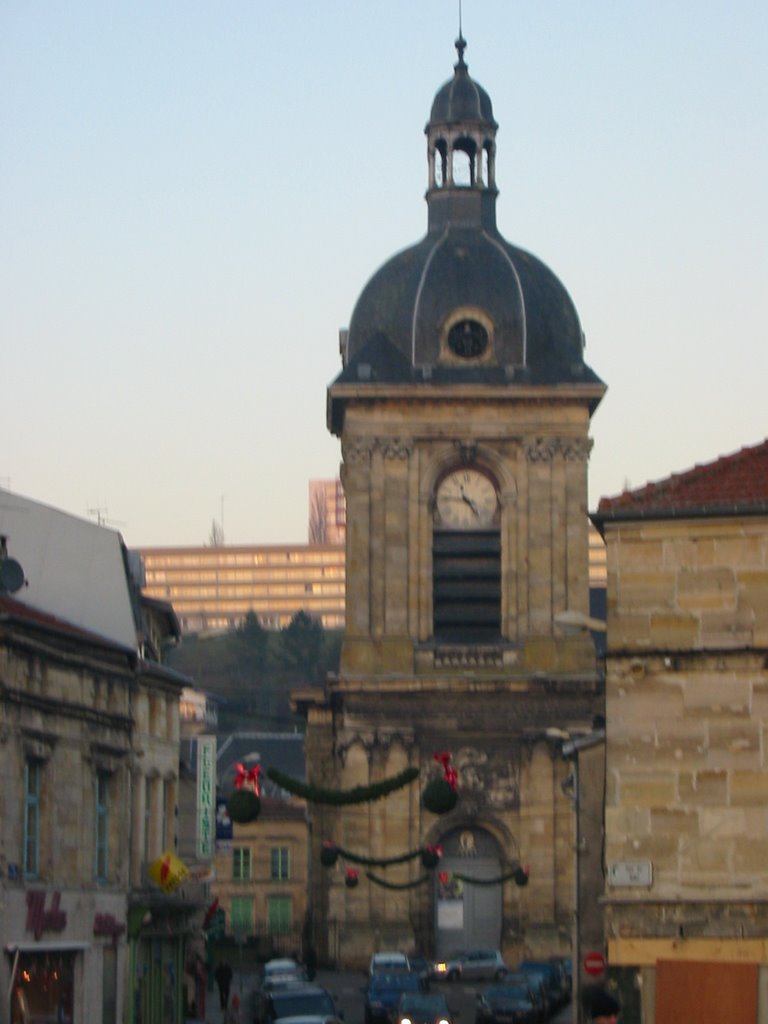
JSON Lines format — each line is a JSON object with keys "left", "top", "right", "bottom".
{"left": 302, "top": 35, "right": 606, "bottom": 967}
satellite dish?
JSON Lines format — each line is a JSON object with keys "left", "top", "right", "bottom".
{"left": 0, "top": 558, "right": 25, "bottom": 594}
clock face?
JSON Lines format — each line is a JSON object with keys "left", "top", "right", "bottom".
{"left": 447, "top": 319, "right": 489, "bottom": 358}
{"left": 435, "top": 468, "right": 498, "bottom": 528}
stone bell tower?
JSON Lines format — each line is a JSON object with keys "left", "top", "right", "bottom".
{"left": 300, "top": 34, "right": 606, "bottom": 968}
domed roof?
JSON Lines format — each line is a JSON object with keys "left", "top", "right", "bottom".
{"left": 429, "top": 36, "right": 497, "bottom": 129}
{"left": 330, "top": 38, "right": 604, "bottom": 428}
{"left": 343, "top": 229, "right": 592, "bottom": 386}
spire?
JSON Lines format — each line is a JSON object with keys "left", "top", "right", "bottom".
{"left": 455, "top": 32, "right": 467, "bottom": 69}
{"left": 455, "top": 0, "right": 467, "bottom": 68}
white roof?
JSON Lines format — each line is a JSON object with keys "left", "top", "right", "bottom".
{"left": 0, "top": 488, "right": 138, "bottom": 651}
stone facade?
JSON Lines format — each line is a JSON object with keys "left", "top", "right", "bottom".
{"left": 301, "top": 404, "right": 605, "bottom": 969}
{"left": 596, "top": 489, "right": 768, "bottom": 1019}
{"left": 0, "top": 596, "right": 189, "bottom": 1024}
{"left": 213, "top": 798, "right": 308, "bottom": 955}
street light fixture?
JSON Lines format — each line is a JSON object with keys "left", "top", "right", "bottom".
{"left": 551, "top": 728, "right": 605, "bottom": 1024}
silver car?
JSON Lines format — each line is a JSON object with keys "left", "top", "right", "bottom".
{"left": 433, "top": 950, "right": 508, "bottom": 982}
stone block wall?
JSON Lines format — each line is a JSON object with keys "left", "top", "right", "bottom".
{"left": 603, "top": 515, "right": 768, "bottom": 939}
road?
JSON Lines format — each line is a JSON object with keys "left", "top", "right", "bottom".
{"left": 318, "top": 969, "right": 573, "bottom": 1024}
{"left": 199, "top": 968, "right": 573, "bottom": 1024}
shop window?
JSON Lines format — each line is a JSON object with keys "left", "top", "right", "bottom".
{"left": 233, "top": 847, "right": 252, "bottom": 881}
{"left": 270, "top": 846, "right": 290, "bottom": 881}
{"left": 12, "top": 951, "right": 74, "bottom": 1024}
{"left": 267, "top": 895, "right": 292, "bottom": 935}
{"left": 95, "top": 769, "right": 110, "bottom": 882}
{"left": 230, "top": 896, "right": 253, "bottom": 934}
{"left": 23, "top": 759, "right": 41, "bottom": 879}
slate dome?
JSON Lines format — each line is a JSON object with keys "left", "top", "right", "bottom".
{"left": 336, "top": 38, "right": 603, "bottom": 399}
{"left": 429, "top": 37, "right": 496, "bottom": 128}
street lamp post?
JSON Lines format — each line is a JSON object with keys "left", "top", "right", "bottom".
{"left": 549, "top": 729, "right": 605, "bottom": 1024}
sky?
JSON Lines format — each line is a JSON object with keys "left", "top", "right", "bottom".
{"left": 2, "top": 1, "right": 766, "bottom": 547}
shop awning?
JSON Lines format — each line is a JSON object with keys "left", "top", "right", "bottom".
{"left": 4, "top": 942, "right": 90, "bottom": 953}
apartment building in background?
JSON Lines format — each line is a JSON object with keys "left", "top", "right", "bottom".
{"left": 137, "top": 480, "right": 607, "bottom": 635}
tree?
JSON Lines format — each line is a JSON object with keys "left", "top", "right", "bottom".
{"left": 235, "top": 611, "right": 268, "bottom": 668}
{"left": 208, "top": 519, "right": 225, "bottom": 547}
{"left": 280, "top": 610, "right": 325, "bottom": 684}
{"left": 308, "top": 487, "right": 328, "bottom": 544}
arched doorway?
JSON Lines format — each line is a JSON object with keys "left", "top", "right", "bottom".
{"left": 434, "top": 826, "right": 504, "bottom": 956}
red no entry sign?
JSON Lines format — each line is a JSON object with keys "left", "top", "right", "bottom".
{"left": 584, "top": 951, "right": 606, "bottom": 976}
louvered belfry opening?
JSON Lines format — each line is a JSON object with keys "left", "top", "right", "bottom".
{"left": 432, "top": 528, "right": 501, "bottom": 642}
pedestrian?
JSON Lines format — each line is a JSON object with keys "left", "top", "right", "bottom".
{"left": 589, "top": 989, "right": 621, "bottom": 1023}
{"left": 304, "top": 943, "right": 317, "bottom": 981}
{"left": 224, "top": 992, "right": 241, "bottom": 1024}
{"left": 215, "top": 960, "right": 233, "bottom": 1010}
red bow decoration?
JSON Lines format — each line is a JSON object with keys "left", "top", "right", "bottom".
{"left": 433, "top": 751, "right": 458, "bottom": 791}
{"left": 425, "top": 844, "right": 443, "bottom": 859}
{"left": 438, "top": 871, "right": 449, "bottom": 886}
{"left": 203, "top": 898, "right": 220, "bottom": 930}
{"left": 346, "top": 868, "right": 359, "bottom": 882}
{"left": 234, "top": 762, "right": 262, "bottom": 795}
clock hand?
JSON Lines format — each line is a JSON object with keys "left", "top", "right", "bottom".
{"left": 460, "top": 487, "right": 479, "bottom": 515}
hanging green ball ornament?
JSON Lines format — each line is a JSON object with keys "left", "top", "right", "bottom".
{"left": 345, "top": 868, "right": 359, "bottom": 889}
{"left": 513, "top": 865, "right": 530, "bottom": 887}
{"left": 320, "top": 842, "right": 339, "bottom": 867}
{"left": 226, "top": 788, "right": 261, "bottom": 823}
{"left": 422, "top": 778, "right": 458, "bottom": 815}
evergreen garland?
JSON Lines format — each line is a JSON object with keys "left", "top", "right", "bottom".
{"left": 326, "top": 844, "right": 424, "bottom": 868}
{"left": 366, "top": 871, "right": 432, "bottom": 890}
{"left": 452, "top": 866, "right": 529, "bottom": 887}
{"left": 266, "top": 766, "right": 419, "bottom": 806}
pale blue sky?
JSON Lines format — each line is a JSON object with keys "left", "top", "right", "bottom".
{"left": 3, "top": 2, "right": 766, "bottom": 546}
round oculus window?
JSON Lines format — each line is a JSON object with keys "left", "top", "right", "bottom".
{"left": 447, "top": 319, "right": 489, "bottom": 358}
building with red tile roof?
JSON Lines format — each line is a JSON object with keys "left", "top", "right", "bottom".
{"left": 595, "top": 438, "right": 768, "bottom": 519}
{"left": 592, "top": 439, "right": 768, "bottom": 1019}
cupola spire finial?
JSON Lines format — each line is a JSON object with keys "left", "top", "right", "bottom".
{"left": 455, "top": 0, "right": 467, "bottom": 67}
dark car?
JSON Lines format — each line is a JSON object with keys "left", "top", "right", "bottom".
{"left": 475, "top": 983, "right": 538, "bottom": 1024}
{"left": 517, "top": 961, "right": 567, "bottom": 1010}
{"left": 365, "top": 971, "right": 423, "bottom": 1024}
{"left": 396, "top": 991, "right": 455, "bottom": 1024}
{"left": 251, "top": 983, "right": 341, "bottom": 1024}
{"left": 406, "top": 957, "right": 431, "bottom": 989}
{"left": 501, "top": 975, "right": 546, "bottom": 1023}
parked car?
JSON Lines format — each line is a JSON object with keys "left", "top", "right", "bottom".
{"left": 516, "top": 961, "right": 567, "bottom": 1010}
{"left": 259, "top": 960, "right": 308, "bottom": 994}
{"left": 251, "top": 983, "right": 341, "bottom": 1024}
{"left": 396, "top": 991, "right": 456, "bottom": 1024}
{"left": 501, "top": 974, "right": 547, "bottom": 1023}
{"left": 433, "top": 950, "right": 508, "bottom": 982}
{"left": 406, "top": 956, "right": 431, "bottom": 989}
{"left": 475, "top": 982, "right": 539, "bottom": 1024}
{"left": 547, "top": 957, "right": 572, "bottom": 995}
{"left": 264, "top": 958, "right": 305, "bottom": 981}
{"left": 370, "top": 952, "right": 411, "bottom": 977}
{"left": 365, "top": 971, "right": 422, "bottom": 1024}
